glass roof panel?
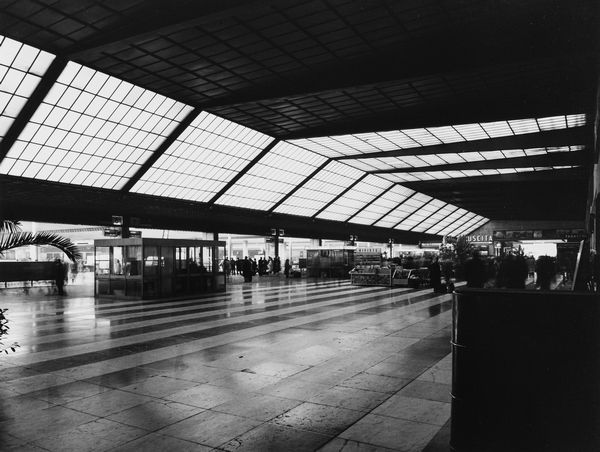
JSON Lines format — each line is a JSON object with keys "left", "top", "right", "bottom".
{"left": 413, "top": 204, "right": 457, "bottom": 233}
{"left": 452, "top": 123, "right": 489, "bottom": 141}
{"left": 426, "top": 126, "right": 464, "bottom": 143}
{"left": 317, "top": 174, "right": 392, "bottom": 222}
{"left": 0, "top": 36, "right": 54, "bottom": 142}
{"left": 453, "top": 215, "right": 486, "bottom": 236}
{"left": 216, "top": 142, "right": 328, "bottom": 211}
{"left": 426, "top": 208, "right": 467, "bottom": 235}
{"left": 1, "top": 60, "right": 192, "bottom": 189}
{"left": 131, "top": 111, "right": 272, "bottom": 202}
{"left": 349, "top": 184, "right": 415, "bottom": 225}
{"left": 432, "top": 210, "right": 472, "bottom": 236}
{"left": 287, "top": 114, "right": 586, "bottom": 158}
{"left": 274, "top": 161, "right": 364, "bottom": 217}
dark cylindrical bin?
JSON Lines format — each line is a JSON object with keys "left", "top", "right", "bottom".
{"left": 451, "top": 288, "right": 600, "bottom": 452}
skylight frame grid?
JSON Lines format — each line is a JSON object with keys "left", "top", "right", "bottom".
{"left": 132, "top": 111, "right": 273, "bottom": 202}
{"left": 316, "top": 174, "right": 393, "bottom": 222}
{"left": 2, "top": 60, "right": 193, "bottom": 189}
{"left": 431, "top": 209, "right": 471, "bottom": 236}
{"left": 215, "top": 141, "right": 328, "bottom": 211}
{"left": 274, "top": 161, "right": 365, "bottom": 217}
{"left": 441, "top": 212, "right": 478, "bottom": 237}
{"left": 0, "top": 35, "right": 55, "bottom": 140}
{"left": 453, "top": 215, "right": 487, "bottom": 236}
{"left": 411, "top": 205, "right": 456, "bottom": 233}
{"left": 349, "top": 184, "right": 415, "bottom": 225}
{"left": 286, "top": 114, "right": 587, "bottom": 161}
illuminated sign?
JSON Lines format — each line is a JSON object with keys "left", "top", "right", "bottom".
{"left": 465, "top": 235, "right": 492, "bottom": 243}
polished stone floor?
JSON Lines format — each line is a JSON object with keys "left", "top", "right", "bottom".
{"left": 0, "top": 275, "right": 455, "bottom": 451}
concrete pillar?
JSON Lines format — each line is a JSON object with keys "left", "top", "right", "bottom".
{"left": 242, "top": 240, "right": 249, "bottom": 258}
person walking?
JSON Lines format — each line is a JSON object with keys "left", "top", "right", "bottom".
{"left": 429, "top": 256, "right": 442, "bottom": 293}
{"left": 54, "top": 258, "right": 66, "bottom": 295}
{"left": 284, "top": 259, "right": 291, "bottom": 278}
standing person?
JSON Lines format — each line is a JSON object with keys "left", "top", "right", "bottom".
{"left": 429, "top": 256, "right": 442, "bottom": 293}
{"left": 267, "top": 257, "right": 273, "bottom": 275}
{"left": 54, "top": 258, "right": 66, "bottom": 295}
{"left": 242, "top": 256, "right": 253, "bottom": 282}
{"left": 274, "top": 256, "right": 281, "bottom": 274}
{"left": 465, "top": 251, "right": 487, "bottom": 288}
{"left": 284, "top": 259, "right": 291, "bottom": 278}
{"left": 223, "top": 258, "right": 231, "bottom": 277}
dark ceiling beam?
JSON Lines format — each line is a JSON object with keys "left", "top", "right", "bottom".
{"left": 65, "top": 0, "right": 297, "bottom": 58}
{"left": 120, "top": 107, "right": 201, "bottom": 193}
{"left": 267, "top": 159, "right": 331, "bottom": 213}
{"left": 368, "top": 150, "right": 588, "bottom": 175}
{"left": 208, "top": 138, "right": 279, "bottom": 205}
{"left": 345, "top": 183, "right": 396, "bottom": 223}
{"left": 335, "top": 127, "right": 591, "bottom": 161}
{"left": 197, "top": 33, "right": 592, "bottom": 109}
{"left": 311, "top": 173, "right": 368, "bottom": 219}
{"left": 0, "top": 174, "right": 440, "bottom": 244}
{"left": 280, "top": 95, "right": 594, "bottom": 140}
{"left": 0, "top": 57, "right": 67, "bottom": 164}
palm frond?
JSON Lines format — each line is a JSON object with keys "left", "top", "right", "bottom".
{"left": 0, "top": 232, "right": 82, "bottom": 262}
{"left": 1, "top": 220, "right": 22, "bottom": 234}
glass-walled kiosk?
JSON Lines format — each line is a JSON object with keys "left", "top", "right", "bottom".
{"left": 94, "top": 238, "right": 226, "bottom": 299}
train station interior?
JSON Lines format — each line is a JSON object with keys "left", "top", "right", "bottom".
{"left": 0, "top": 1, "right": 599, "bottom": 451}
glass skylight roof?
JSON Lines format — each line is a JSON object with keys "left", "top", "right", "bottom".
{"left": 131, "top": 111, "right": 273, "bottom": 202}
{"left": 371, "top": 165, "right": 579, "bottom": 183}
{"left": 0, "top": 36, "right": 491, "bottom": 239}
{"left": 316, "top": 174, "right": 392, "bottom": 222}
{"left": 289, "top": 114, "right": 586, "bottom": 158}
{"left": 0, "top": 35, "right": 54, "bottom": 140}
{"left": 375, "top": 192, "right": 435, "bottom": 229}
{"left": 345, "top": 146, "right": 581, "bottom": 173}
{"left": 349, "top": 184, "right": 416, "bottom": 225}
{"left": 0, "top": 61, "right": 192, "bottom": 189}
{"left": 452, "top": 215, "right": 488, "bottom": 236}
{"left": 215, "top": 141, "right": 328, "bottom": 211}
{"left": 274, "top": 161, "right": 364, "bottom": 217}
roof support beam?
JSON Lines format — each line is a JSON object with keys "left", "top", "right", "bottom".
{"left": 345, "top": 183, "right": 395, "bottom": 223}
{"left": 121, "top": 107, "right": 201, "bottom": 193}
{"left": 268, "top": 159, "right": 331, "bottom": 213}
{"left": 368, "top": 150, "right": 588, "bottom": 175}
{"left": 208, "top": 138, "right": 279, "bottom": 205}
{"left": 311, "top": 173, "right": 368, "bottom": 219}
{"left": 334, "top": 127, "right": 590, "bottom": 162}
{"left": 370, "top": 192, "right": 417, "bottom": 227}
{"left": 393, "top": 199, "right": 434, "bottom": 230}
{"left": 0, "top": 57, "right": 67, "bottom": 164}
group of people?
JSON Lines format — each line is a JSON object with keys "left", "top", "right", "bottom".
{"left": 222, "top": 256, "right": 293, "bottom": 282}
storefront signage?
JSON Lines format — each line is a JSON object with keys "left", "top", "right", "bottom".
{"left": 493, "top": 229, "right": 587, "bottom": 241}
{"left": 103, "top": 227, "right": 121, "bottom": 237}
{"left": 356, "top": 247, "right": 381, "bottom": 253}
{"left": 465, "top": 235, "right": 492, "bottom": 243}
{"left": 419, "top": 242, "right": 442, "bottom": 249}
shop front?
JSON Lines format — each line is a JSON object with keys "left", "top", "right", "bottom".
{"left": 94, "top": 238, "right": 226, "bottom": 299}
